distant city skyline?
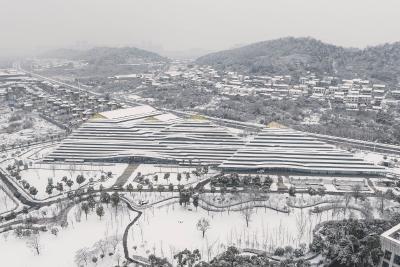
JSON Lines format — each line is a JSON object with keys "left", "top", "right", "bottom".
{"left": 1, "top": 0, "right": 400, "bottom": 57}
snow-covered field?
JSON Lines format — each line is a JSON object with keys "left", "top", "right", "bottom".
{"left": 127, "top": 198, "right": 363, "bottom": 264}
{"left": 0, "top": 204, "right": 133, "bottom": 267}
{"left": 0, "top": 191, "right": 375, "bottom": 267}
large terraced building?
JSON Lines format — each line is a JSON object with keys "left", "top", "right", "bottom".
{"left": 44, "top": 105, "right": 385, "bottom": 176}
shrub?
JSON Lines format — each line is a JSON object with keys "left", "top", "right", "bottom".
{"left": 8, "top": 113, "right": 23, "bottom": 122}
{"left": 5, "top": 212, "right": 16, "bottom": 221}
{"left": 274, "top": 247, "right": 285, "bottom": 256}
{"left": 293, "top": 248, "right": 304, "bottom": 257}
{"left": 22, "top": 119, "right": 33, "bottom": 129}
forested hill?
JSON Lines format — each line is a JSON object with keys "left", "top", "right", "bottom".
{"left": 41, "top": 46, "right": 169, "bottom": 64}
{"left": 196, "top": 37, "right": 400, "bottom": 85}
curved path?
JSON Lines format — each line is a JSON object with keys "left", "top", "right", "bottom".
{"left": 199, "top": 197, "right": 289, "bottom": 213}
{"left": 120, "top": 197, "right": 148, "bottom": 266}
{"left": 286, "top": 199, "right": 341, "bottom": 209}
{"left": 310, "top": 203, "right": 373, "bottom": 220}
{"left": 120, "top": 195, "right": 179, "bottom": 266}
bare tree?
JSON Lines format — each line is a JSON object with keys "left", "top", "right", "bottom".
{"left": 241, "top": 206, "right": 254, "bottom": 227}
{"left": 376, "top": 190, "right": 386, "bottom": 214}
{"left": 114, "top": 252, "right": 122, "bottom": 266}
{"left": 196, "top": 217, "right": 210, "bottom": 238}
{"left": 94, "top": 240, "right": 107, "bottom": 259}
{"left": 75, "top": 247, "right": 91, "bottom": 266}
{"left": 26, "top": 233, "right": 41, "bottom": 255}
{"left": 295, "top": 210, "right": 307, "bottom": 245}
{"left": 351, "top": 184, "right": 362, "bottom": 202}
{"left": 343, "top": 193, "right": 352, "bottom": 215}
{"left": 50, "top": 163, "right": 57, "bottom": 177}
{"left": 108, "top": 235, "right": 121, "bottom": 253}
{"left": 68, "top": 163, "right": 76, "bottom": 179}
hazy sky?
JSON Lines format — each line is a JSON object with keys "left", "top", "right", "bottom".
{"left": 1, "top": 0, "right": 400, "bottom": 57}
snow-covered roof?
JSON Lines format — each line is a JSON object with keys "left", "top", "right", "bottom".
{"left": 153, "top": 113, "right": 179, "bottom": 122}
{"left": 99, "top": 105, "right": 156, "bottom": 119}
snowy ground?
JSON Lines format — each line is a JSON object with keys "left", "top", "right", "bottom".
{"left": 0, "top": 143, "right": 58, "bottom": 174}
{"left": 354, "top": 150, "right": 400, "bottom": 175}
{"left": 0, "top": 204, "right": 133, "bottom": 267}
{"left": 0, "top": 191, "right": 380, "bottom": 267}
{"left": 0, "top": 107, "right": 64, "bottom": 147}
{"left": 25, "top": 145, "right": 58, "bottom": 161}
{"left": 1, "top": 143, "right": 58, "bottom": 163}
{"left": 127, "top": 197, "right": 364, "bottom": 264}
{"left": 125, "top": 164, "right": 210, "bottom": 186}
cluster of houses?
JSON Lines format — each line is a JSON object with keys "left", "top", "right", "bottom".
{"left": 27, "top": 58, "right": 88, "bottom": 72}
{"left": 128, "top": 63, "right": 400, "bottom": 112}
{"left": 0, "top": 69, "right": 123, "bottom": 129}
{"left": 210, "top": 71, "right": 396, "bottom": 112}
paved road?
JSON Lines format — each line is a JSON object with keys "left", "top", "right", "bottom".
{"left": 0, "top": 169, "right": 40, "bottom": 208}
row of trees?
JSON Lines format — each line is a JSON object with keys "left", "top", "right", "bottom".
{"left": 7, "top": 163, "right": 39, "bottom": 198}
{"left": 80, "top": 191, "right": 121, "bottom": 220}
{"left": 149, "top": 246, "right": 312, "bottom": 267}
{"left": 136, "top": 165, "right": 208, "bottom": 187}
{"left": 210, "top": 173, "right": 273, "bottom": 189}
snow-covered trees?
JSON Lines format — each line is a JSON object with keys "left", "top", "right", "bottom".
{"left": 96, "top": 205, "right": 105, "bottom": 220}
{"left": 288, "top": 186, "right": 296, "bottom": 197}
{"left": 149, "top": 254, "right": 172, "bottom": 267}
{"left": 174, "top": 249, "right": 201, "bottom": 267}
{"left": 100, "top": 191, "right": 111, "bottom": 206}
{"left": 110, "top": 192, "right": 120, "bottom": 213}
{"left": 76, "top": 174, "right": 86, "bottom": 186}
{"left": 81, "top": 202, "right": 90, "bottom": 220}
{"left": 311, "top": 219, "right": 394, "bottom": 267}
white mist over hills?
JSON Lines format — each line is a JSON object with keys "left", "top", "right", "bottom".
{"left": 1, "top": 0, "right": 400, "bottom": 58}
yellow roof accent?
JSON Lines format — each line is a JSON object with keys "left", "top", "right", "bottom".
{"left": 90, "top": 113, "right": 107, "bottom": 120}
{"left": 190, "top": 114, "right": 208, "bottom": 121}
{"left": 145, "top": 116, "right": 160, "bottom": 122}
{"left": 266, "top": 122, "right": 286, "bottom": 128}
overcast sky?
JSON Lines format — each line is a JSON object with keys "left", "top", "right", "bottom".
{"left": 1, "top": 0, "right": 400, "bottom": 57}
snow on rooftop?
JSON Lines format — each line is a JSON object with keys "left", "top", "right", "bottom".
{"left": 153, "top": 113, "right": 179, "bottom": 122}
{"left": 99, "top": 105, "right": 156, "bottom": 119}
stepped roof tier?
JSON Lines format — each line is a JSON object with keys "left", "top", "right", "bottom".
{"left": 45, "top": 106, "right": 386, "bottom": 176}
{"left": 219, "top": 128, "right": 385, "bottom": 175}
{"left": 45, "top": 105, "right": 244, "bottom": 165}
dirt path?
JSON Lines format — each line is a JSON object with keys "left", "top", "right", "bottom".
{"left": 120, "top": 197, "right": 149, "bottom": 266}
{"left": 112, "top": 163, "right": 139, "bottom": 188}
